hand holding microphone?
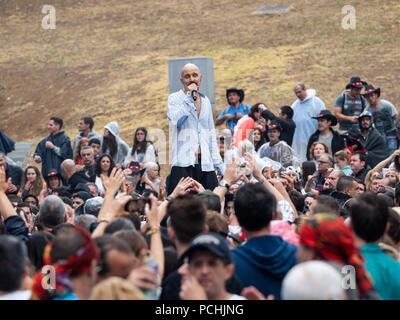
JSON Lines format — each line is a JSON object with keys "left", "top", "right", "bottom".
{"left": 188, "top": 81, "right": 198, "bottom": 101}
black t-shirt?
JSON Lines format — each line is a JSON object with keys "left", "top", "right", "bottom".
{"left": 83, "top": 165, "right": 96, "bottom": 183}
{"left": 68, "top": 171, "right": 91, "bottom": 191}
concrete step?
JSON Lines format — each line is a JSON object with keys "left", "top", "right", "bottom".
{"left": 6, "top": 142, "right": 35, "bottom": 168}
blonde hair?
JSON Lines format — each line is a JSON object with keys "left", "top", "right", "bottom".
{"left": 89, "top": 277, "right": 147, "bottom": 300}
{"left": 334, "top": 149, "right": 351, "bottom": 163}
{"left": 364, "top": 169, "right": 380, "bottom": 192}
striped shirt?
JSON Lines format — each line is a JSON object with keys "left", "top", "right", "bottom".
{"left": 167, "top": 90, "right": 225, "bottom": 175}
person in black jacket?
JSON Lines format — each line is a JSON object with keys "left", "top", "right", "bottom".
{"left": 33, "top": 117, "right": 73, "bottom": 177}
{"left": 261, "top": 106, "right": 296, "bottom": 146}
{"left": 347, "top": 110, "right": 389, "bottom": 169}
{"left": 0, "top": 129, "right": 15, "bottom": 155}
{"left": 329, "top": 175, "right": 358, "bottom": 208}
{"left": 350, "top": 152, "right": 370, "bottom": 182}
{"left": 60, "top": 159, "right": 90, "bottom": 192}
{"left": 0, "top": 152, "right": 23, "bottom": 194}
{"left": 306, "top": 110, "right": 345, "bottom": 160}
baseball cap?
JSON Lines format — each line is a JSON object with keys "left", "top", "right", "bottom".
{"left": 268, "top": 120, "right": 282, "bottom": 132}
{"left": 183, "top": 232, "right": 232, "bottom": 263}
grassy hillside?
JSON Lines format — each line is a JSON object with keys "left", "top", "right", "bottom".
{"left": 1, "top": 0, "right": 399, "bottom": 174}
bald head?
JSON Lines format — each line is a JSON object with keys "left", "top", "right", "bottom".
{"left": 181, "top": 63, "right": 200, "bottom": 77}
{"left": 180, "top": 63, "right": 202, "bottom": 93}
{"left": 61, "top": 159, "right": 76, "bottom": 180}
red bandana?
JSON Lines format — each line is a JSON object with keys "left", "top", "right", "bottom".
{"left": 31, "top": 226, "right": 99, "bottom": 300}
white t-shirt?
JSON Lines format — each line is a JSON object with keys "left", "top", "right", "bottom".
{"left": 95, "top": 175, "right": 105, "bottom": 194}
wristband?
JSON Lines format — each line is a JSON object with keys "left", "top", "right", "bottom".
{"left": 219, "top": 180, "right": 230, "bottom": 189}
{"left": 146, "top": 226, "right": 160, "bottom": 236}
{"left": 98, "top": 219, "right": 109, "bottom": 224}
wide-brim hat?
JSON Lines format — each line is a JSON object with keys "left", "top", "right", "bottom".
{"left": 363, "top": 85, "right": 381, "bottom": 97}
{"left": 345, "top": 77, "right": 367, "bottom": 89}
{"left": 312, "top": 110, "right": 337, "bottom": 126}
{"left": 226, "top": 88, "right": 245, "bottom": 103}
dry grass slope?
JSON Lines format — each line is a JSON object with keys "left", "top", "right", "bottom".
{"left": 0, "top": 0, "right": 399, "bottom": 175}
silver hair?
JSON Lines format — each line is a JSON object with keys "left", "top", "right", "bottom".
{"left": 80, "top": 146, "right": 94, "bottom": 156}
{"left": 144, "top": 161, "right": 158, "bottom": 171}
{"left": 320, "top": 153, "right": 334, "bottom": 167}
{"left": 281, "top": 261, "right": 345, "bottom": 300}
{"left": 39, "top": 195, "right": 66, "bottom": 228}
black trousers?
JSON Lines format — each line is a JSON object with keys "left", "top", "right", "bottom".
{"left": 167, "top": 163, "right": 218, "bottom": 195}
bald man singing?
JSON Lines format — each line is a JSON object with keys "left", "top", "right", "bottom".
{"left": 167, "top": 63, "right": 225, "bottom": 194}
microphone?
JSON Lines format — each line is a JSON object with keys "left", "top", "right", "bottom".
{"left": 189, "top": 81, "right": 198, "bottom": 101}
{"left": 192, "top": 90, "right": 197, "bottom": 101}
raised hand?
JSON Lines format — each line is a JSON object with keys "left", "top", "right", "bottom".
{"left": 223, "top": 158, "right": 242, "bottom": 185}
{"left": 128, "top": 265, "right": 158, "bottom": 292}
{"left": 0, "top": 167, "right": 11, "bottom": 194}
{"left": 171, "top": 177, "right": 193, "bottom": 198}
{"left": 158, "top": 177, "right": 167, "bottom": 200}
{"left": 101, "top": 167, "right": 125, "bottom": 195}
{"left": 280, "top": 172, "right": 295, "bottom": 191}
{"left": 24, "top": 180, "right": 32, "bottom": 191}
{"left": 144, "top": 194, "right": 161, "bottom": 228}
{"left": 189, "top": 178, "right": 206, "bottom": 193}
{"left": 244, "top": 152, "right": 263, "bottom": 182}
{"left": 178, "top": 262, "right": 207, "bottom": 300}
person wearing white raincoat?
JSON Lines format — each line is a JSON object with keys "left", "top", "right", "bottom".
{"left": 291, "top": 83, "right": 326, "bottom": 163}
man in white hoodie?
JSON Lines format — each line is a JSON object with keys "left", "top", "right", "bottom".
{"left": 291, "top": 83, "right": 326, "bottom": 163}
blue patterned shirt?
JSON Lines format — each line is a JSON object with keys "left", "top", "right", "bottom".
{"left": 167, "top": 90, "right": 225, "bottom": 175}
{"left": 217, "top": 104, "right": 251, "bottom": 133}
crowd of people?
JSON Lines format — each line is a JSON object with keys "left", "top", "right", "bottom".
{"left": 0, "top": 66, "right": 400, "bottom": 301}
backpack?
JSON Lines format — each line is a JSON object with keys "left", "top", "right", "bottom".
{"left": 341, "top": 90, "right": 366, "bottom": 112}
